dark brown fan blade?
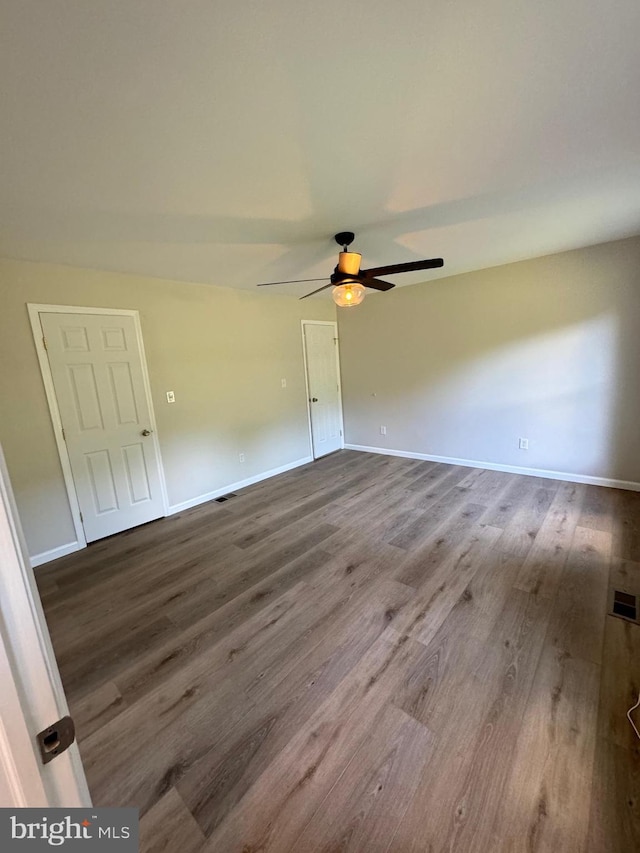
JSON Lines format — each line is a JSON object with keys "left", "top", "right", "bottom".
{"left": 361, "top": 258, "right": 444, "bottom": 277}
{"left": 257, "top": 277, "right": 329, "bottom": 287}
{"left": 299, "top": 283, "right": 334, "bottom": 300}
{"left": 362, "top": 277, "right": 395, "bottom": 292}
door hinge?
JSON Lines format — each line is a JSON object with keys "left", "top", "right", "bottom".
{"left": 79, "top": 511, "right": 83, "bottom": 523}
{"left": 36, "top": 716, "right": 75, "bottom": 765}
{"left": 61, "top": 426, "right": 66, "bottom": 441}
{"left": 42, "top": 335, "right": 47, "bottom": 351}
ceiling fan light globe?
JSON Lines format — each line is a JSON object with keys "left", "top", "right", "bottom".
{"left": 332, "top": 282, "right": 365, "bottom": 308}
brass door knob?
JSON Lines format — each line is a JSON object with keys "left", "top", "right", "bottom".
{"left": 141, "top": 429, "right": 152, "bottom": 436}
{"left": 311, "top": 397, "right": 318, "bottom": 402}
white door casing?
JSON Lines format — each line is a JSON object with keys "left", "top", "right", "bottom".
{"left": 0, "top": 441, "right": 90, "bottom": 807}
{"left": 302, "top": 321, "right": 344, "bottom": 459}
{"left": 34, "top": 307, "right": 167, "bottom": 543}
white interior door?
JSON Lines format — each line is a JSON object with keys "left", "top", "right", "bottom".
{"left": 303, "top": 322, "right": 344, "bottom": 459}
{"left": 40, "top": 312, "right": 165, "bottom": 542}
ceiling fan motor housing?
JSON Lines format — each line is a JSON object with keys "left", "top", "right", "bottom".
{"left": 337, "top": 251, "right": 362, "bottom": 277}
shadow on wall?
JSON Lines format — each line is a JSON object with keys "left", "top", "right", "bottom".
{"left": 338, "top": 241, "right": 640, "bottom": 484}
{"left": 609, "top": 298, "right": 640, "bottom": 486}
{"left": 390, "top": 314, "right": 619, "bottom": 477}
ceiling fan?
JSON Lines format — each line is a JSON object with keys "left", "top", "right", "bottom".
{"left": 257, "top": 232, "right": 444, "bottom": 307}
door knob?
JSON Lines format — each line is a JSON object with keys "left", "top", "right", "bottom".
{"left": 141, "top": 428, "right": 152, "bottom": 436}
{"left": 311, "top": 397, "right": 318, "bottom": 402}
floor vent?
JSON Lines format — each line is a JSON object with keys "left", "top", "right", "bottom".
{"left": 214, "top": 492, "right": 238, "bottom": 503}
{"left": 610, "top": 589, "right": 639, "bottom": 624}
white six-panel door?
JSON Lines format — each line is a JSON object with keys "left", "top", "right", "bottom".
{"left": 303, "top": 322, "right": 344, "bottom": 458}
{"left": 40, "top": 312, "right": 165, "bottom": 542}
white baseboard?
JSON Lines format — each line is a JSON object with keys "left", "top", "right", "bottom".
{"left": 30, "top": 541, "right": 83, "bottom": 568}
{"left": 167, "top": 455, "right": 314, "bottom": 515}
{"left": 344, "top": 444, "right": 640, "bottom": 492}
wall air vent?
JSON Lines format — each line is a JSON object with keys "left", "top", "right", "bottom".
{"left": 214, "top": 493, "right": 238, "bottom": 503}
{"left": 610, "top": 589, "right": 639, "bottom": 624}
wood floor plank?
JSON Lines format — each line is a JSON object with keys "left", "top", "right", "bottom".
{"left": 480, "top": 472, "right": 541, "bottom": 530}
{"left": 81, "top": 580, "right": 325, "bottom": 807}
{"left": 495, "top": 484, "right": 557, "bottom": 562}
{"left": 515, "top": 480, "right": 585, "bottom": 599}
{"left": 230, "top": 470, "right": 374, "bottom": 549}
{"left": 544, "top": 525, "right": 611, "bottom": 665}
{"left": 72, "top": 681, "right": 127, "bottom": 740}
{"left": 105, "top": 548, "right": 328, "bottom": 715}
{"left": 84, "top": 559, "right": 416, "bottom": 813}
{"left": 390, "top": 588, "right": 553, "bottom": 852}
{"left": 201, "top": 627, "right": 431, "bottom": 853}
{"left": 389, "top": 488, "right": 483, "bottom": 553}
{"left": 579, "top": 484, "right": 615, "bottom": 533}
{"left": 393, "top": 521, "right": 502, "bottom": 646}
{"left": 612, "top": 489, "right": 640, "bottom": 561}
{"left": 139, "top": 787, "right": 206, "bottom": 853}
{"left": 428, "top": 522, "right": 536, "bottom": 647}
{"left": 34, "top": 451, "right": 640, "bottom": 851}
{"left": 175, "top": 580, "right": 416, "bottom": 837}
{"left": 291, "top": 704, "right": 434, "bottom": 853}
{"left": 112, "top": 533, "right": 403, "bottom": 713}
{"left": 321, "top": 484, "right": 420, "bottom": 545}
{"left": 466, "top": 467, "right": 517, "bottom": 507}
{"left": 57, "top": 614, "right": 177, "bottom": 700}
{"left": 43, "top": 507, "right": 238, "bottom": 592}
{"left": 610, "top": 556, "right": 640, "bottom": 597}
{"left": 493, "top": 644, "right": 600, "bottom": 852}
{"left": 392, "top": 524, "right": 539, "bottom": 731}
{"left": 393, "top": 501, "right": 488, "bottom": 585}
{"left": 598, "top": 615, "right": 640, "bottom": 751}
{"left": 587, "top": 738, "right": 640, "bottom": 853}
{"left": 44, "top": 537, "right": 243, "bottom": 641}
{"left": 166, "top": 521, "right": 340, "bottom": 628}
{"left": 405, "top": 462, "right": 470, "bottom": 495}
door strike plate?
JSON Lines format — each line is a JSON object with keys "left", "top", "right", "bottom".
{"left": 36, "top": 715, "right": 76, "bottom": 765}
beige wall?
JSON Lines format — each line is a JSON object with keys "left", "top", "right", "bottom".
{"left": 339, "top": 235, "right": 640, "bottom": 485}
{"left": 0, "top": 258, "right": 334, "bottom": 559}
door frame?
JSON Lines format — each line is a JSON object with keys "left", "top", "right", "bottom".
{"left": 300, "top": 320, "right": 345, "bottom": 459}
{"left": 0, "top": 441, "right": 91, "bottom": 806}
{"left": 27, "top": 304, "right": 170, "bottom": 554}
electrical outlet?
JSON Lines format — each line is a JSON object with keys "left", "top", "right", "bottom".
{"left": 239, "top": 452, "right": 245, "bottom": 463}
{"left": 166, "top": 391, "right": 175, "bottom": 403}
{"left": 281, "top": 378, "right": 287, "bottom": 388}
{"left": 519, "top": 438, "right": 529, "bottom": 450}
{"left": 380, "top": 425, "right": 387, "bottom": 436}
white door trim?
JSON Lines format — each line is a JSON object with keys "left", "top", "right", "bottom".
{"left": 27, "top": 304, "right": 169, "bottom": 554}
{"left": 301, "top": 320, "right": 345, "bottom": 459}
{"left": 0, "top": 441, "right": 91, "bottom": 806}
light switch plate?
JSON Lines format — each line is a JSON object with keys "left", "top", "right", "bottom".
{"left": 166, "top": 391, "right": 175, "bottom": 403}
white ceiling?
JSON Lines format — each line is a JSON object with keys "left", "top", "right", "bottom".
{"left": 2, "top": 0, "right": 640, "bottom": 297}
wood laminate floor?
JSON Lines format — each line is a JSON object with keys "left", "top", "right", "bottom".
{"left": 36, "top": 451, "right": 640, "bottom": 852}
